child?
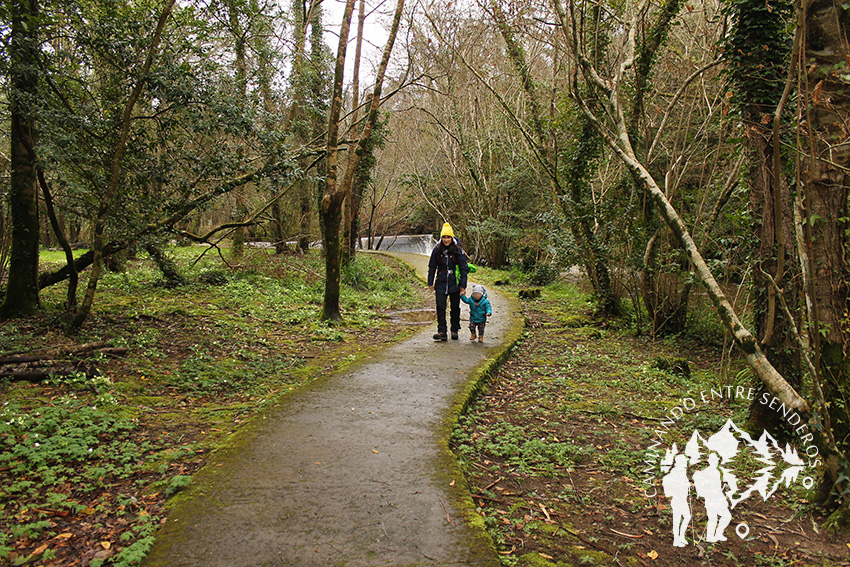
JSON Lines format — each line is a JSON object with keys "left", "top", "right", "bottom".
{"left": 461, "top": 284, "right": 492, "bottom": 342}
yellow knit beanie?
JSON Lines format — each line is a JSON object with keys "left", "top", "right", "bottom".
{"left": 440, "top": 223, "right": 454, "bottom": 238}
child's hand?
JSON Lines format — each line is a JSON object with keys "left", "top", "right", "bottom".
{"left": 487, "top": 313, "right": 491, "bottom": 317}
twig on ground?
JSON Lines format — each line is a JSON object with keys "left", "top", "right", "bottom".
{"left": 438, "top": 497, "right": 454, "bottom": 524}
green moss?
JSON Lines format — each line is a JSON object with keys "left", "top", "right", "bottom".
{"left": 825, "top": 500, "right": 850, "bottom": 536}
{"left": 518, "top": 552, "right": 558, "bottom": 567}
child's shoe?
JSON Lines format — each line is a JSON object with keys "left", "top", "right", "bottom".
{"left": 478, "top": 336, "right": 484, "bottom": 343}
{"left": 470, "top": 333, "right": 476, "bottom": 341}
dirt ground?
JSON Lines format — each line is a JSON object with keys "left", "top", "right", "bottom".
{"left": 451, "top": 286, "right": 850, "bottom": 567}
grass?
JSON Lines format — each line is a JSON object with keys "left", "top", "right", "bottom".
{"left": 0, "top": 246, "right": 428, "bottom": 566}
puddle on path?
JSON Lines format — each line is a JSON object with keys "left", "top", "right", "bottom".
{"left": 387, "top": 308, "right": 435, "bottom": 324}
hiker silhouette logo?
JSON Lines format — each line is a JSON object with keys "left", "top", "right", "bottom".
{"left": 659, "top": 420, "right": 807, "bottom": 547}
{"left": 640, "top": 388, "right": 820, "bottom": 548}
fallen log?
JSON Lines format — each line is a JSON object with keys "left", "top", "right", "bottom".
{"left": 0, "top": 342, "right": 127, "bottom": 383}
{"left": 0, "top": 342, "right": 128, "bottom": 364}
{"left": 0, "top": 362, "right": 98, "bottom": 382}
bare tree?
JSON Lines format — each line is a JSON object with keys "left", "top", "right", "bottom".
{"left": 553, "top": 0, "right": 810, "bottom": 412}
{"left": 321, "top": 0, "right": 406, "bottom": 320}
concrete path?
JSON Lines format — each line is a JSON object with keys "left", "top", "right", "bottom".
{"left": 142, "top": 252, "right": 521, "bottom": 567}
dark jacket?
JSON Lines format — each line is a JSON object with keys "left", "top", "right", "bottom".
{"left": 427, "top": 240, "right": 469, "bottom": 294}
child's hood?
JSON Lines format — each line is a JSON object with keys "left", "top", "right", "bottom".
{"left": 471, "top": 284, "right": 487, "bottom": 300}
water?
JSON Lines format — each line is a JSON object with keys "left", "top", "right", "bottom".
{"left": 242, "top": 234, "right": 436, "bottom": 255}
{"left": 361, "top": 234, "right": 435, "bottom": 256}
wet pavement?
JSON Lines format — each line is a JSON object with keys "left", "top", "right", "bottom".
{"left": 142, "top": 252, "right": 522, "bottom": 567}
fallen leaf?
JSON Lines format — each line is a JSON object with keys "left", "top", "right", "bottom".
{"left": 372, "top": 449, "right": 379, "bottom": 454}
{"left": 611, "top": 528, "right": 642, "bottom": 538}
{"left": 55, "top": 533, "right": 73, "bottom": 540}
{"left": 813, "top": 80, "right": 824, "bottom": 104}
{"left": 539, "top": 553, "right": 554, "bottom": 560}
{"left": 101, "top": 541, "right": 111, "bottom": 550}
{"left": 33, "top": 544, "right": 49, "bottom": 555}
{"left": 648, "top": 550, "right": 659, "bottom": 560}
{"left": 449, "top": 480, "right": 455, "bottom": 486}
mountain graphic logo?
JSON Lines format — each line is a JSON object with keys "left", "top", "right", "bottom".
{"left": 659, "top": 419, "right": 806, "bottom": 547}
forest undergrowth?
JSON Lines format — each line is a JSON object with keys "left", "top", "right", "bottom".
{"left": 452, "top": 273, "right": 850, "bottom": 567}
{"left": 0, "top": 247, "right": 430, "bottom": 567}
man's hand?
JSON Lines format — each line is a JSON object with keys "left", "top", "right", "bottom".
{"left": 429, "top": 285, "right": 434, "bottom": 291}
{"left": 460, "top": 288, "right": 466, "bottom": 295}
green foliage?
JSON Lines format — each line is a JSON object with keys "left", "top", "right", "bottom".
{"left": 340, "top": 254, "right": 417, "bottom": 305}
{"left": 166, "top": 348, "right": 302, "bottom": 396}
{"left": 723, "top": 0, "right": 793, "bottom": 119}
{"left": 529, "top": 263, "right": 558, "bottom": 286}
{"left": 164, "top": 474, "right": 192, "bottom": 498}
{"left": 0, "top": 402, "right": 138, "bottom": 476}
{"left": 453, "top": 417, "right": 588, "bottom": 475}
{"left": 0, "top": 396, "right": 156, "bottom": 564}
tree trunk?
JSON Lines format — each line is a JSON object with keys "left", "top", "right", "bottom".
{"left": 290, "top": 0, "right": 323, "bottom": 256}
{"left": 320, "top": 0, "right": 357, "bottom": 321}
{"left": 227, "top": 0, "right": 249, "bottom": 260}
{"left": 342, "top": 0, "right": 367, "bottom": 267}
{"left": 298, "top": 181, "right": 312, "bottom": 254}
{"left": 38, "top": 163, "right": 78, "bottom": 315}
{"left": 270, "top": 197, "right": 287, "bottom": 253}
{"left": 800, "top": 0, "right": 850, "bottom": 513}
{"left": 38, "top": 159, "right": 289, "bottom": 291}
{"left": 1, "top": 0, "right": 41, "bottom": 318}
{"left": 145, "top": 242, "right": 186, "bottom": 287}
{"left": 747, "top": 129, "right": 802, "bottom": 430}
{"left": 606, "top": 121, "right": 809, "bottom": 414}
{"left": 640, "top": 232, "right": 691, "bottom": 336}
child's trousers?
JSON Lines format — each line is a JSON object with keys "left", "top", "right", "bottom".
{"left": 469, "top": 321, "right": 486, "bottom": 336}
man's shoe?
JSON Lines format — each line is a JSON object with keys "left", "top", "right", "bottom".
{"left": 433, "top": 333, "right": 447, "bottom": 341}
{"left": 451, "top": 332, "right": 459, "bottom": 340}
